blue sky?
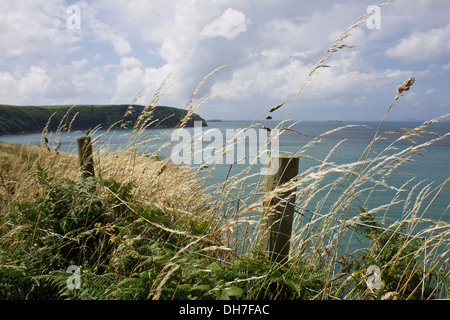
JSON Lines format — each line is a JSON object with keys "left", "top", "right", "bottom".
{"left": 0, "top": 0, "right": 449, "bottom": 121}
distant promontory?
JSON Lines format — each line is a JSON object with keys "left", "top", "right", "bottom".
{"left": 0, "top": 104, "right": 207, "bottom": 135}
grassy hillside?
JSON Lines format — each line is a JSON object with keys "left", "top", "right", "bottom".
{"left": 0, "top": 104, "right": 207, "bottom": 135}
{"left": 0, "top": 140, "right": 218, "bottom": 300}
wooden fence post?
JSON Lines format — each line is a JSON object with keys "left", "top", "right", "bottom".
{"left": 258, "top": 155, "right": 299, "bottom": 264}
{"left": 77, "top": 136, "right": 95, "bottom": 180}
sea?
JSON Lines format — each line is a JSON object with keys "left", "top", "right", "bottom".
{"left": 1, "top": 120, "right": 449, "bottom": 227}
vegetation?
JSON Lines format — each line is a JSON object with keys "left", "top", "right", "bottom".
{"left": 0, "top": 133, "right": 448, "bottom": 300}
{"left": 1, "top": 2, "right": 449, "bottom": 300}
{"left": 0, "top": 140, "right": 321, "bottom": 300}
{"left": 0, "top": 104, "right": 207, "bottom": 135}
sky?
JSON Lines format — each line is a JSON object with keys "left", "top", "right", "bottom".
{"left": 0, "top": 0, "right": 449, "bottom": 121}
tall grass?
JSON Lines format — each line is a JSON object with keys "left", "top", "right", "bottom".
{"left": 1, "top": 1, "right": 449, "bottom": 300}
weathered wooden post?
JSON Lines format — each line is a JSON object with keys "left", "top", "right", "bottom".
{"left": 77, "top": 135, "right": 95, "bottom": 180}
{"left": 258, "top": 155, "right": 299, "bottom": 264}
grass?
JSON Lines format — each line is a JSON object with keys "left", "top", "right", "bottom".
{"left": 1, "top": 1, "right": 449, "bottom": 300}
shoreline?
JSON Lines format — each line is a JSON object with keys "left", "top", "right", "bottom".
{"left": 0, "top": 123, "right": 208, "bottom": 137}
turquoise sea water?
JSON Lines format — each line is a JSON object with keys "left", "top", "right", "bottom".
{"left": 1, "top": 120, "right": 449, "bottom": 224}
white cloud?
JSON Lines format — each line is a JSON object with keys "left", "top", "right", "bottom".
{"left": 0, "top": 0, "right": 80, "bottom": 61}
{"left": 111, "top": 57, "right": 146, "bottom": 103}
{"left": 0, "top": 72, "right": 17, "bottom": 103}
{"left": 201, "top": 8, "right": 248, "bottom": 40}
{"left": 125, "top": 0, "right": 174, "bottom": 23}
{"left": 0, "top": 0, "right": 449, "bottom": 121}
{"left": 120, "top": 57, "right": 142, "bottom": 69}
{"left": 104, "top": 1, "right": 251, "bottom": 102}
{"left": 0, "top": 66, "right": 51, "bottom": 103}
{"left": 72, "top": 67, "right": 106, "bottom": 95}
{"left": 110, "top": 36, "right": 132, "bottom": 56}
{"left": 211, "top": 58, "right": 310, "bottom": 101}
{"left": 210, "top": 50, "right": 412, "bottom": 106}
{"left": 71, "top": 59, "right": 89, "bottom": 70}
{"left": 89, "top": 17, "right": 133, "bottom": 56}
{"left": 386, "top": 24, "right": 450, "bottom": 62}
{"left": 19, "top": 66, "right": 51, "bottom": 95}
{"left": 262, "top": 4, "right": 364, "bottom": 54}
{"left": 110, "top": 56, "right": 175, "bottom": 105}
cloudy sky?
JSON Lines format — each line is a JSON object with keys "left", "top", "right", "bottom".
{"left": 1, "top": 0, "right": 449, "bottom": 121}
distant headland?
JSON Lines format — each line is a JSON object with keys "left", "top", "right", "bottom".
{"left": 0, "top": 104, "right": 207, "bottom": 136}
